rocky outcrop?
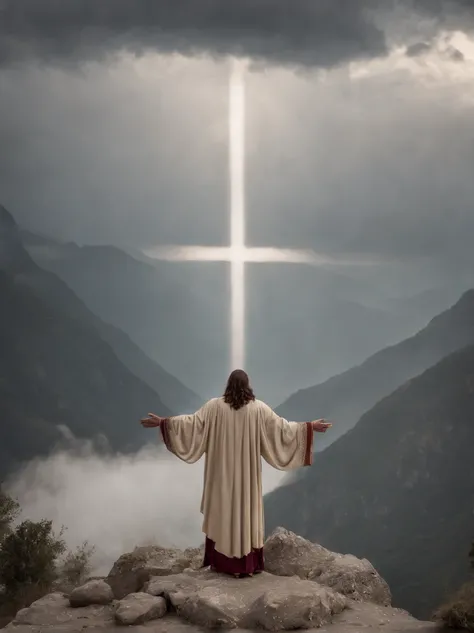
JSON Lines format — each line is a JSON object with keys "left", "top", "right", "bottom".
{"left": 145, "top": 569, "right": 346, "bottom": 629}
{"left": 106, "top": 544, "right": 204, "bottom": 599}
{"left": 2, "top": 529, "right": 439, "bottom": 633}
{"left": 264, "top": 528, "right": 391, "bottom": 605}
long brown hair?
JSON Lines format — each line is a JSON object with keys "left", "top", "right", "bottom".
{"left": 223, "top": 369, "right": 255, "bottom": 410}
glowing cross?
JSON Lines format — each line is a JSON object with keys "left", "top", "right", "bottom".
{"left": 144, "top": 60, "right": 364, "bottom": 370}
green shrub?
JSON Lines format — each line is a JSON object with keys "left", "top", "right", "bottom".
{"left": 434, "top": 581, "right": 474, "bottom": 631}
{"left": 0, "top": 493, "right": 96, "bottom": 627}
{"left": 58, "top": 541, "right": 96, "bottom": 588}
{"left": 0, "top": 519, "right": 66, "bottom": 597}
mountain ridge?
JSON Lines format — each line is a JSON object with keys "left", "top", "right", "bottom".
{"left": 276, "top": 287, "right": 474, "bottom": 450}
{"left": 266, "top": 342, "right": 474, "bottom": 619}
{"left": 20, "top": 228, "right": 442, "bottom": 402}
{"left": 0, "top": 267, "right": 169, "bottom": 477}
{"left": 0, "top": 205, "right": 197, "bottom": 477}
{"left": 3, "top": 209, "right": 201, "bottom": 414}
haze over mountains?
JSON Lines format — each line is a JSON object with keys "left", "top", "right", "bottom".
{"left": 19, "top": 229, "right": 465, "bottom": 404}
{"left": 265, "top": 286, "right": 474, "bottom": 619}
{"left": 265, "top": 342, "right": 474, "bottom": 619}
{"left": 0, "top": 205, "right": 201, "bottom": 478}
{"left": 276, "top": 289, "right": 474, "bottom": 450}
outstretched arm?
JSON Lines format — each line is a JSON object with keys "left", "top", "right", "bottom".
{"left": 260, "top": 406, "right": 331, "bottom": 471}
{"left": 260, "top": 406, "right": 311, "bottom": 471}
{"left": 312, "top": 419, "right": 332, "bottom": 432}
{"left": 141, "top": 413, "right": 164, "bottom": 428}
{"left": 141, "top": 402, "right": 211, "bottom": 464}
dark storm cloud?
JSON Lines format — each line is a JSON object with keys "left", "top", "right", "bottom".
{"left": 0, "top": 0, "right": 386, "bottom": 69}
{"left": 406, "top": 41, "right": 432, "bottom": 56}
{"left": 1, "top": 1, "right": 473, "bottom": 71}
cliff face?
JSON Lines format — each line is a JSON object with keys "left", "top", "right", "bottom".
{"left": 2, "top": 207, "right": 201, "bottom": 415}
{"left": 266, "top": 345, "right": 474, "bottom": 619}
{"left": 0, "top": 206, "right": 178, "bottom": 476}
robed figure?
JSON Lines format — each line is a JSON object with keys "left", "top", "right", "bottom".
{"left": 141, "top": 369, "right": 331, "bottom": 577}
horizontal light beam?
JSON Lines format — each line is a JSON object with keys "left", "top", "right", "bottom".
{"left": 143, "top": 245, "right": 376, "bottom": 267}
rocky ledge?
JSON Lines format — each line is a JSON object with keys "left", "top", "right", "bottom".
{"left": 3, "top": 528, "right": 440, "bottom": 632}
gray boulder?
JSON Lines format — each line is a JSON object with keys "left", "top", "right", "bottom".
{"left": 4, "top": 592, "right": 115, "bottom": 631}
{"left": 69, "top": 579, "right": 114, "bottom": 607}
{"left": 144, "top": 568, "right": 347, "bottom": 629}
{"left": 106, "top": 544, "right": 204, "bottom": 599}
{"left": 114, "top": 592, "right": 167, "bottom": 625}
{"left": 264, "top": 527, "right": 391, "bottom": 605}
{"left": 145, "top": 571, "right": 201, "bottom": 604}
{"left": 248, "top": 583, "right": 347, "bottom": 630}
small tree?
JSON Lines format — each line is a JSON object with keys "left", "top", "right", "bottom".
{"left": 59, "top": 541, "right": 96, "bottom": 588}
{"left": 0, "top": 520, "right": 66, "bottom": 597}
{"left": 0, "top": 489, "right": 20, "bottom": 542}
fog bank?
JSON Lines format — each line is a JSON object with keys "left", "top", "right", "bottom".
{"left": 5, "top": 440, "right": 286, "bottom": 575}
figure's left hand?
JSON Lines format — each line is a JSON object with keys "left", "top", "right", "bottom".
{"left": 312, "top": 419, "right": 332, "bottom": 433}
{"left": 140, "top": 413, "right": 163, "bottom": 428}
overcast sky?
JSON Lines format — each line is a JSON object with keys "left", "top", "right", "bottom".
{"left": 2, "top": 1, "right": 474, "bottom": 399}
{"left": 1, "top": 1, "right": 474, "bottom": 275}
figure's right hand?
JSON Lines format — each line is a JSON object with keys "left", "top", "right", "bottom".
{"left": 312, "top": 419, "right": 332, "bottom": 433}
{"left": 140, "top": 413, "right": 163, "bottom": 428}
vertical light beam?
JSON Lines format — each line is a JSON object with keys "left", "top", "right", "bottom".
{"left": 144, "top": 62, "right": 373, "bottom": 385}
{"left": 229, "top": 60, "right": 245, "bottom": 371}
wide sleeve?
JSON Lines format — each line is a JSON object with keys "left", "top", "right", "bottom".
{"left": 260, "top": 405, "right": 313, "bottom": 471}
{"left": 160, "top": 401, "right": 211, "bottom": 463}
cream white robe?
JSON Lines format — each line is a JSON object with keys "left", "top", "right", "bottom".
{"left": 160, "top": 397, "right": 313, "bottom": 559}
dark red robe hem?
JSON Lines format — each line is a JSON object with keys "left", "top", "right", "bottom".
{"left": 203, "top": 537, "right": 264, "bottom": 575}
{"left": 160, "top": 418, "right": 172, "bottom": 452}
{"left": 304, "top": 421, "right": 314, "bottom": 466}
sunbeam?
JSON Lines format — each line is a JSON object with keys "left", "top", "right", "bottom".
{"left": 143, "top": 59, "right": 375, "bottom": 373}
{"left": 230, "top": 59, "right": 246, "bottom": 370}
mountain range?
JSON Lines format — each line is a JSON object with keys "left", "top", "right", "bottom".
{"left": 0, "top": 205, "right": 201, "bottom": 478}
{"left": 276, "top": 288, "right": 474, "bottom": 451}
{"left": 19, "top": 230, "right": 452, "bottom": 403}
{"left": 265, "top": 341, "right": 474, "bottom": 618}
{"left": 266, "top": 284, "right": 474, "bottom": 617}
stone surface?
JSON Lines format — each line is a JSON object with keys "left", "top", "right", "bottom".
{"left": 144, "top": 571, "right": 201, "bottom": 601}
{"left": 320, "top": 601, "right": 440, "bottom": 633}
{"left": 2, "top": 531, "right": 439, "bottom": 632}
{"left": 69, "top": 579, "right": 114, "bottom": 607}
{"left": 115, "top": 592, "right": 167, "bottom": 625}
{"left": 264, "top": 527, "right": 391, "bottom": 605}
{"left": 1, "top": 588, "right": 439, "bottom": 633}
{"left": 247, "top": 582, "right": 346, "bottom": 631}
{"left": 3, "top": 591, "right": 115, "bottom": 631}
{"left": 106, "top": 544, "right": 204, "bottom": 599}
{"left": 144, "top": 569, "right": 346, "bottom": 629}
